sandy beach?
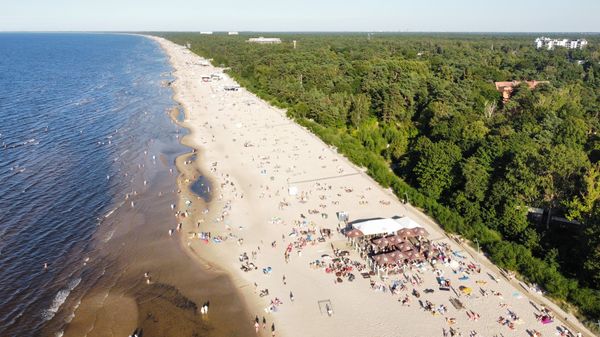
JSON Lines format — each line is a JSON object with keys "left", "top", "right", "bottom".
{"left": 151, "top": 35, "right": 595, "bottom": 337}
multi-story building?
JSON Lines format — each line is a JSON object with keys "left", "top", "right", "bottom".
{"left": 535, "top": 37, "right": 588, "bottom": 50}
{"left": 247, "top": 37, "right": 282, "bottom": 44}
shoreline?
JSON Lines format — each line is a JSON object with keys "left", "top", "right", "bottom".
{"left": 149, "top": 35, "right": 596, "bottom": 337}
{"left": 164, "top": 56, "right": 256, "bottom": 334}
{"left": 57, "top": 35, "right": 250, "bottom": 337}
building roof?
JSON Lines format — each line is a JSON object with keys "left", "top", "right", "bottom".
{"left": 248, "top": 37, "right": 282, "bottom": 43}
{"left": 495, "top": 80, "right": 548, "bottom": 90}
{"left": 351, "top": 217, "right": 421, "bottom": 236}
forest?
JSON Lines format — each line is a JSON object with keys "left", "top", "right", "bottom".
{"left": 157, "top": 32, "right": 600, "bottom": 324}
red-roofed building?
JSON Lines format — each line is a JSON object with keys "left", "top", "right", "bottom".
{"left": 495, "top": 80, "right": 549, "bottom": 103}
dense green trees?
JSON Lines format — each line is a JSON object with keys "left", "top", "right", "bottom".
{"left": 158, "top": 32, "right": 600, "bottom": 321}
{"left": 413, "top": 137, "right": 462, "bottom": 199}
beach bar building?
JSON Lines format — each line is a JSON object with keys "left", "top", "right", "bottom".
{"left": 345, "top": 217, "right": 431, "bottom": 275}
{"left": 351, "top": 217, "right": 421, "bottom": 236}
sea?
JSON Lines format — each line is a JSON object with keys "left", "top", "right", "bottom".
{"left": 0, "top": 33, "right": 248, "bottom": 337}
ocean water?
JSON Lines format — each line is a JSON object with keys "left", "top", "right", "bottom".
{"left": 0, "top": 33, "right": 183, "bottom": 336}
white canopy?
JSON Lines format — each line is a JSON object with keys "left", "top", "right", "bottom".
{"left": 352, "top": 217, "right": 421, "bottom": 236}
{"left": 288, "top": 186, "right": 298, "bottom": 196}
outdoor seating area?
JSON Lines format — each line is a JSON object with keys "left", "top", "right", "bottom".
{"left": 344, "top": 217, "right": 433, "bottom": 275}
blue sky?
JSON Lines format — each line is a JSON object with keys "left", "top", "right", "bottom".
{"left": 1, "top": 0, "right": 599, "bottom": 32}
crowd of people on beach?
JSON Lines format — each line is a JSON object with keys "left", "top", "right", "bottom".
{"left": 173, "top": 126, "right": 586, "bottom": 337}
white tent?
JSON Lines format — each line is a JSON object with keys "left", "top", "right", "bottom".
{"left": 394, "top": 217, "right": 421, "bottom": 230}
{"left": 288, "top": 186, "right": 298, "bottom": 196}
{"left": 352, "top": 217, "right": 421, "bottom": 236}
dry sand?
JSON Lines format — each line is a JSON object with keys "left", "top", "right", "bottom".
{"left": 151, "top": 35, "right": 595, "bottom": 337}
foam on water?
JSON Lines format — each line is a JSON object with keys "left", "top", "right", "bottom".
{"left": 42, "top": 278, "right": 81, "bottom": 321}
{"left": 103, "top": 229, "right": 116, "bottom": 243}
{"left": 64, "top": 298, "right": 81, "bottom": 323}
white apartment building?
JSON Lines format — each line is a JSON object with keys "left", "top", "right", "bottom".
{"left": 535, "top": 37, "right": 588, "bottom": 50}
{"left": 247, "top": 37, "right": 282, "bottom": 44}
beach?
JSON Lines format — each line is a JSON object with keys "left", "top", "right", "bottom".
{"left": 151, "top": 35, "right": 595, "bottom": 337}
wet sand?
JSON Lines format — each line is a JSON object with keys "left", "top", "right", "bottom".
{"left": 58, "top": 97, "right": 252, "bottom": 337}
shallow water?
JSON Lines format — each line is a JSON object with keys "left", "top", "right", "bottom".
{"left": 190, "top": 175, "right": 212, "bottom": 202}
{"left": 0, "top": 33, "right": 250, "bottom": 337}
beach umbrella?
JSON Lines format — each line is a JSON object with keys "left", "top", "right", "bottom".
{"left": 394, "top": 251, "right": 408, "bottom": 262}
{"left": 372, "top": 254, "right": 389, "bottom": 266}
{"left": 396, "top": 242, "right": 412, "bottom": 251}
{"left": 412, "top": 227, "right": 429, "bottom": 237}
{"left": 372, "top": 237, "right": 390, "bottom": 248}
{"left": 390, "top": 251, "right": 408, "bottom": 261}
{"left": 345, "top": 229, "right": 364, "bottom": 238}
{"left": 405, "top": 250, "right": 420, "bottom": 260}
{"left": 397, "top": 228, "right": 414, "bottom": 238}
{"left": 413, "top": 251, "right": 423, "bottom": 260}
{"left": 387, "top": 236, "right": 401, "bottom": 244}
{"left": 371, "top": 237, "right": 383, "bottom": 245}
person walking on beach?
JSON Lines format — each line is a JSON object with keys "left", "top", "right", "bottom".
{"left": 282, "top": 275, "right": 286, "bottom": 285}
{"left": 271, "top": 323, "right": 275, "bottom": 337}
{"left": 262, "top": 316, "right": 266, "bottom": 329}
{"left": 289, "top": 291, "right": 294, "bottom": 302}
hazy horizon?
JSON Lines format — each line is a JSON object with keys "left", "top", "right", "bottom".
{"left": 2, "top": 0, "right": 600, "bottom": 33}
{"left": 2, "top": 31, "right": 600, "bottom": 34}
